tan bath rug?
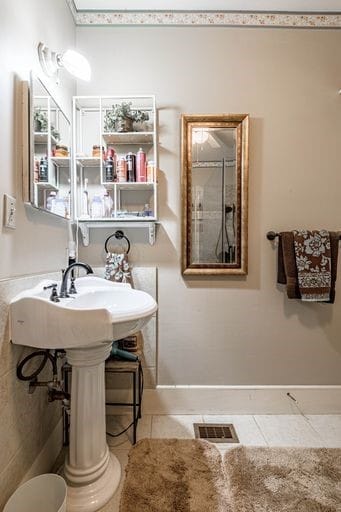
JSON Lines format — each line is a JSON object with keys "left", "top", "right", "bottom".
{"left": 224, "top": 445, "right": 341, "bottom": 512}
{"left": 120, "top": 440, "right": 341, "bottom": 512}
{"left": 119, "top": 438, "right": 230, "bottom": 512}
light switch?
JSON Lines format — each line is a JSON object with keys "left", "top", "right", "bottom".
{"left": 4, "top": 194, "right": 16, "bottom": 229}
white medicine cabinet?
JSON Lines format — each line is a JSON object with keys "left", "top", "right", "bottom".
{"left": 73, "top": 95, "right": 158, "bottom": 245}
{"left": 24, "top": 77, "right": 158, "bottom": 246}
{"left": 30, "top": 76, "right": 72, "bottom": 218}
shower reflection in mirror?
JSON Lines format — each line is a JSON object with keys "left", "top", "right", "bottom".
{"left": 182, "top": 115, "right": 249, "bottom": 275}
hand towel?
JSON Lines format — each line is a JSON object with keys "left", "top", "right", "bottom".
{"left": 293, "top": 230, "right": 331, "bottom": 301}
{"left": 277, "top": 231, "right": 339, "bottom": 303}
{"left": 104, "top": 251, "right": 132, "bottom": 285}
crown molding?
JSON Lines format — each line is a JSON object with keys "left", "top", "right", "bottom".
{"left": 66, "top": 2, "right": 341, "bottom": 27}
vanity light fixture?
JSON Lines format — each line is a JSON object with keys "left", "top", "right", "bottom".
{"left": 38, "top": 42, "right": 91, "bottom": 81}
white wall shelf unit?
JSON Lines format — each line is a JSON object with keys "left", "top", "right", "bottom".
{"left": 78, "top": 220, "right": 157, "bottom": 247}
{"left": 72, "top": 95, "right": 158, "bottom": 246}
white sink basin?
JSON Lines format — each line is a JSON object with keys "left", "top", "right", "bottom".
{"left": 10, "top": 276, "right": 157, "bottom": 349}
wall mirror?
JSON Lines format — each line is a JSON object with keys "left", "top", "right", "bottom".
{"left": 29, "top": 74, "right": 71, "bottom": 218}
{"left": 181, "top": 114, "right": 249, "bottom": 275}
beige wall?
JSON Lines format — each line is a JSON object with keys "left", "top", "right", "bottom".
{"left": 0, "top": 1, "right": 75, "bottom": 507}
{"left": 77, "top": 26, "right": 341, "bottom": 385}
{"left": 0, "top": 0, "right": 76, "bottom": 280}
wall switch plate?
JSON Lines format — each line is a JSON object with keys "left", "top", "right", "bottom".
{"left": 4, "top": 194, "right": 16, "bottom": 229}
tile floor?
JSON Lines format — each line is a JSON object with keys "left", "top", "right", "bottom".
{"left": 99, "top": 413, "right": 341, "bottom": 511}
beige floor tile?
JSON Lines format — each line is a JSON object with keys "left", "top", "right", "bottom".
{"left": 202, "top": 415, "right": 268, "bottom": 446}
{"left": 98, "top": 448, "right": 130, "bottom": 512}
{"left": 106, "top": 414, "right": 152, "bottom": 449}
{"left": 254, "top": 414, "right": 324, "bottom": 447}
{"left": 151, "top": 414, "right": 203, "bottom": 438}
{"left": 306, "top": 415, "right": 341, "bottom": 447}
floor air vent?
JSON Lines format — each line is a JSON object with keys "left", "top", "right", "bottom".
{"left": 193, "top": 423, "right": 239, "bottom": 443}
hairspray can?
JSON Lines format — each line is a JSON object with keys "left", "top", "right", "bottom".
{"left": 136, "top": 147, "right": 147, "bottom": 182}
{"left": 126, "top": 152, "right": 136, "bottom": 182}
{"left": 104, "top": 148, "right": 116, "bottom": 182}
{"left": 105, "top": 147, "right": 115, "bottom": 160}
{"left": 117, "top": 157, "right": 127, "bottom": 182}
{"left": 39, "top": 156, "right": 48, "bottom": 182}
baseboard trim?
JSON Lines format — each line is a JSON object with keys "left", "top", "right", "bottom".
{"left": 139, "top": 385, "right": 341, "bottom": 415}
{"left": 21, "top": 419, "right": 63, "bottom": 484}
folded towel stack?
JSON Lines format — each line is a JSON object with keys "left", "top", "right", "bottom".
{"left": 277, "top": 230, "right": 339, "bottom": 303}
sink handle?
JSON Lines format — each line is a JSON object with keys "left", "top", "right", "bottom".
{"left": 69, "top": 277, "right": 77, "bottom": 295}
{"left": 43, "top": 284, "right": 60, "bottom": 303}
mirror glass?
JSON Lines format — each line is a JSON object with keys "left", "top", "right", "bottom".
{"left": 181, "top": 114, "right": 249, "bottom": 275}
{"left": 30, "top": 75, "right": 71, "bottom": 218}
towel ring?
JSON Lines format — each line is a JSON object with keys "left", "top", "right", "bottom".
{"left": 104, "top": 230, "right": 131, "bottom": 254}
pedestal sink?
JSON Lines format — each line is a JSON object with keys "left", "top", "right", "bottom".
{"left": 10, "top": 276, "right": 157, "bottom": 512}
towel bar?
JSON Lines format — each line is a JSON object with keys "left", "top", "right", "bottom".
{"left": 266, "top": 231, "right": 278, "bottom": 240}
{"left": 266, "top": 231, "right": 341, "bottom": 241}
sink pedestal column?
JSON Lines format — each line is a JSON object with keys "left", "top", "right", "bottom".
{"left": 64, "top": 343, "right": 121, "bottom": 512}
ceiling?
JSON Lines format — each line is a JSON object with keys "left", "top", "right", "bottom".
{"left": 73, "top": 0, "right": 341, "bottom": 12}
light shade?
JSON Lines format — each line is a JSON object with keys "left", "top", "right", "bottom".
{"left": 38, "top": 42, "right": 91, "bottom": 81}
{"left": 59, "top": 49, "right": 91, "bottom": 81}
{"left": 193, "top": 129, "right": 209, "bottom": 145}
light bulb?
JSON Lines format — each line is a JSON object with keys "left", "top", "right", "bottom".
{"left": 59, "top": 49, "right": 91, "bottom": 81}
{"left": 38, "top": 43, "right": 91, "bottom": 81}
{"left": 193, "top": 129, "right": 209, "bottom": 144}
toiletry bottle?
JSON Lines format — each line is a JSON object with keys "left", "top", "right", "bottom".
{"left": 143, "top": 203, "right": 152, "bottom": 217}
{"left": 104, "top": 148, "right": 116, "bottom": 182}
{"left": 91, "top": 195, "right": 104, "bottom": 218}
{"left": 92, "top": 145, "right": 104, "bottom": 158}
{"left": 147, "top": 160, "right": 155, "bottom": 182}
{"left": 46, "top": 191, "right": 56, "bottom": 211}
{"left": 126, "top": 152, "right": 136, "bottom": 182}
{"left": 80, "top": 178, "right": 90, "bottom": 218}
{"left": 34, "top": 159, "right": 39, "bottom": 182}
{"left": 53, "top": 196, "right": 67, "bottom": 217}
{"left": 136, "top": 148, "right": 147, "bottom": 182}
{"left": 105, "top": 156, "right": 114, "bottom": 182}
{"left": 103, "top": 191, "right": 113, "bottom": 217}
{"left": 117, "top": 157, "right": 127, "bottom": 182}
{"left": 39, "top": 156, "right": 48, "bottom": 182}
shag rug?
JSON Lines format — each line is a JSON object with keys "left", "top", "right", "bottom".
{"left": 119, "top": 439, "right": 341, "bottom": 512}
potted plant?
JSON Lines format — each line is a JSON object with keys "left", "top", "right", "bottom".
{"left": 33, "top": 109, "right": 48, "bottom": 132}
{"left": 33, "top": 109, "right": 60, "bottom": 141}
{"left": 104, "top": 102, "right": 149, "bottom": 133}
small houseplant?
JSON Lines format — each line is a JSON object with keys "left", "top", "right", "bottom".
{"left": 33, "top": 109, "right": 60, "bottom": 141}
{"left": 104, "top": 102, "right": 149, "bottom": 132}
{"left": 33, "top": 109, "right": 48, "bottom": 132}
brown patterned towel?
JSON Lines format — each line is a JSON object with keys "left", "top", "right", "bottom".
{"left": 277, "top": 230, "right": 339, "bottom": 303}
{"left": 292, "top": 229, "right": 331, "bottom": 301}
{"left": 277, "top": 232, "right": 300, "bottom": 299}
{"left": 104, "top": 251, "right": 133, "bottom": 285}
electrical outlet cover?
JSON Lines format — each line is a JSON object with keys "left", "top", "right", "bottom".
{"left": 4, "top": 194, "right": 16, "bottom": 229}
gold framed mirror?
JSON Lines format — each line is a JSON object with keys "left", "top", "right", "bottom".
{"left": 181, "top": 114, "right": 249, "bottom": 275}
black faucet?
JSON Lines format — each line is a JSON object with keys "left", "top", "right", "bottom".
{"left": 59, "top": 262, "right": 94, "bottom": 298}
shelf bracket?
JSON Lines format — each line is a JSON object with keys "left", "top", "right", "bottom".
{"left": 79, "top": 223, "right": 90, "bottom": 246}
{"left": 77, "top": 221, "right": 157, "bottom": 247}
{"left": 148, "top": 223, "right": 156, "bottom": 246}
